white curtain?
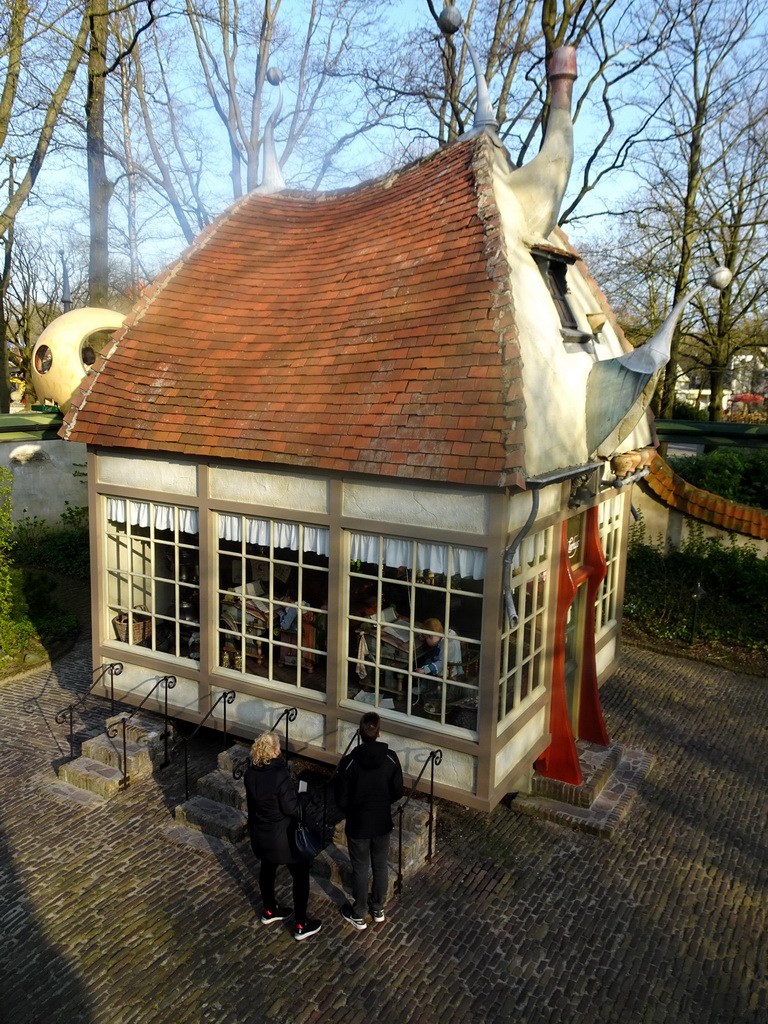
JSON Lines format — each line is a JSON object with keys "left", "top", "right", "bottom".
{"left": 218, "top": 515, "right": 330, "bottom": 558}
{"left": 350, "top": 533, "right": 485, "bottom": 580}
{"left": 107, "top": 498, "right": 198, "bottom": 535}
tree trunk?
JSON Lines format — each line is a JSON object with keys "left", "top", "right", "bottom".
{"left": 708, "top": 366, "right": 726, "bottom": 422}
{"left": 87, "top": 0, "right": 112, "bottom": 308}
{"left": 0, "top": 232, "right": 13, "bottom": 415}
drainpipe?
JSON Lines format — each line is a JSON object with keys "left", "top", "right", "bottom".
{"left": 504, "top": 461, "right": 602, "bottom": 627}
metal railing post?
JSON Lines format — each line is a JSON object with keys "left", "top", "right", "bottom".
{"left": 397, "top": 804, "right": 405, "bottom": 895}
{"left": 106, "top": 662, "right": 123, "bottom": 714}
{"left": 54, "top": 705, "right": 76, "bottom": 761}
{"left": 161, "top": 676, "right": 176, "bottom": 768}
{"left": 427, "top": 750, "right": 443, "bottom": 863}
{"left": 107, "top": 716, "right": 130, "bottom": 790}
{"left": 222, "top": 689, "right": 235, "bottom": 750}
{"left": 265, "top": 706, "right": 298, "bottom": 770}
{"left": 231, "top": 706, "right": 300, "bottom": 788}
{"left": 183, "top": 689, "right": 237, "bottom": 801}
{"left": 395, "top": 748, "right": 442, "bottom": 894}
{"left": 322, "top": 729, "right": 360, "bottom": 847}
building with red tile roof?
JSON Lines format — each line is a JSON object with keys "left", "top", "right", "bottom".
{"left": 33, "top": 46, "right": 693, "bottom": 810}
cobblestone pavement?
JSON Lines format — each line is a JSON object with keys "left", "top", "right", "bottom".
{"left": 0, "top": 614, "right": 766, "bottom": 1024}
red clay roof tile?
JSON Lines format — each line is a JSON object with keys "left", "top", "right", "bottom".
{"left": 63, "top": 136, "right": 530, "bottom": 487}
{"left": 643, "top": 456, "right": 768, "bottom": 540}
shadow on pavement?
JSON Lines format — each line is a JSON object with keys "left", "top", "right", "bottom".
{"left": 0, "top": 818, "right": 93, "bottom": 1023}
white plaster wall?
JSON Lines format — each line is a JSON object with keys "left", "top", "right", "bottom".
{"left": 595, "top": 636, "right": 618, "bottom": 678}
{"left": 508, "top": 485, "right": 561, "bottom": 534}
{"left": 211, "top": 689, "right": 327, "bottom": 749}
{"left": 343, "top": 481, "right": 489, "bottom": 534}
{"left": 209, "top": 466, "right": 329, "bottom": 514}
{"left": 100, "top": 661, "right": 200, "bottom": 713}
{"left": 339, "top": 719, "right": 477, "bottom": 793}
{"left": 494, "top": 705, "right": 547, "bottom": 786}
{"left": 1, "top": 438, "right": 88, "bottom": 524}
{"left": 97, "top": 454, "right": 198, "bottom": 495}
{"left": 490, "top": 147, "right": 646, "bottom": 478}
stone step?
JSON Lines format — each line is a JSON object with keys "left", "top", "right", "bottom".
{"left": 105, "top": 711, "right": 178, "bottom": 750}
{"left": 81, "top": 733, "right": 159, "bottom": 780}
{"left": 174, "top": 795, "right": 248, "bottom": 843}
{"left": 218, "top": 743, "right": 250, "bottom": 774}
{"left": 332, "top": 823, "right": 431, "bottom": 874}
{"left": 47, "top": 781, "right": 107, "bottom": 808}
{"left": 530, "top": 740, "right": 623, "bottom": 808}
{"left": 312, "top": 834, "right": 424, "bottom": 901}
{"left": 395, "top": 797, "right": 434, "bottom": 837}
{"left": 197, "top": 768, "right": 247, "bottom": 811}
{"left": 513, "top": 747, "right": 655, "bottom": 837}
{"left": 59, "top": 756, "right": 126, "bottom": 800}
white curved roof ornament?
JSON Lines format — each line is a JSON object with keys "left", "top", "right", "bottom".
{"left": 31, "top": 307, "right": 125, "bottom": 413}
{"left": 585, "top": 267, "right": 733, "bottom": 456}
{"left": 256, "top": 68, "right": 286, "bottom": 194}
{"left": 437, "top": 5, "right": 499, "bottom": 139}
{"left": 59, "top": 250, "right": 72, "bottom": 313}
{"left": 508, "top": 46, "right": 577, "bottom": 240}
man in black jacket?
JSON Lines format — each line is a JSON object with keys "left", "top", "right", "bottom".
{"left": 335, "top": 711, "right": 404, "bottom": 929}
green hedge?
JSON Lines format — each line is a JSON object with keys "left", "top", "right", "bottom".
{"left": 624, "top": 518, "right": 768, "bottom": 651}
{"left": 667, "top": 448, "right": 768, "bottom": 509}
{"left": 12, "top": 503, "right": 90, "bottom": 579}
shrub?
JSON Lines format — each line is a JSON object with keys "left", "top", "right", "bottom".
{"left": 625, "top": 517, "right": 768, "bottom": 651}
{"left": 666, "top": 448, "right": 768, "bottom": 509}
{"left": 672, "top": 400, "right": 708, "bottom": 421}
{"left": 12, "top": 503, "right": 90, "bottom": 579}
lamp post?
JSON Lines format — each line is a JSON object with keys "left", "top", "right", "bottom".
{"left": 690, "top": 582, "right": 705, "bottom": 644}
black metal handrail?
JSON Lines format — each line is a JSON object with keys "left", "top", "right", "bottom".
{"left": 181, "top": 690, "right": 236, "bottom": 800}
{"left": 232, "top": 707, "right": 298, "bottom": 781}
{"left": 395, "top": 748, "right": 442, "bottom": 895}
{"left": 48, "top": 662, "right": 125, "bottom": 762}
{"left": 103, "top": 662, "right": 124, "bottom": 714}
{"left": 24, "top": 661, "right": 123, "bottom": 721}
{"left": 321, "top": 729, "right": 360, "bottom": 844}
{"left": 105, "top": 675, "right": 177, "bottom": 789}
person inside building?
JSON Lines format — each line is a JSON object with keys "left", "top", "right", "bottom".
{"left": 334, "top": 712, "right": 404, "bottom": 929}
{"left": 414, "top": 617, "right": 465, "bottom": 712}
{"left": 244, "top": 731, "right": 322, "bottom": 941}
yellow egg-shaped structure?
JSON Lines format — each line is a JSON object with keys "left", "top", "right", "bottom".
{"left": 31, "top": 308, "right": 125, "bottom": 413}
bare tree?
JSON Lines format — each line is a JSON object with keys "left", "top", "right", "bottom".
{"left": 1, "top": 230, "right": 86, "bottom": 402}
{"left": 683, "top": 116, "right": 768, "bottom": 420}
{"left": 181, "top": 0, "right": 386, "bottom": 197}
{"left": 634, "top": 0, "right": 768, "bottom": 417}
{"left": 0, "top": 2, "right": 90, "bottom": 410}
{"left": 355, "top": 1, "right": 675, "bottom": 221}
{"left": 582, "top": 84, "right": 768, "bottom": 424}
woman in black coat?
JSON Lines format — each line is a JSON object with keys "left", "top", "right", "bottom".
{"left": 244, "top": 731, "right": 322, "bottom": 940}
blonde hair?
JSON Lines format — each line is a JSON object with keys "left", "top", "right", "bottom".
{"left": 251, "top": 731, "right": 280, "bottom": 766}
{"left": 422, "top": 618, "right": 444, "bottom": 634}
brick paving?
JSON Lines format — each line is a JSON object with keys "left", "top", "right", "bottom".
{"left": 0, "top": 613, "right": 766, "bottom": 1024}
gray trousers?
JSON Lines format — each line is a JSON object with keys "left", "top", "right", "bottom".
{"left": 347, "top": 832, "right": 390, "bottom": 912}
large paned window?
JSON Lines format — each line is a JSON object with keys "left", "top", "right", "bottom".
{"left": 498, "top": 528, "right": 552, "bottom": 723}
{"left": 106, "top": 498, "right": 200, "bottom": 661}
{"left": 217, "top": 515, "right": 329, "bottom": 694}
{"left": 347, "top": 533, "right": 483, "bottom": 732}
{"left": 595, "top": 493, "right": 625, "bottom": 635}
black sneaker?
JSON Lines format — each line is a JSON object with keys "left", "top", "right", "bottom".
{"left": 371, "top": 908, "right": 385, "bottom": 924}
{"left": 294, "top": 918, "right": 322, "bottom": 941}
{"left": 341, "top": 903, "right": 367, "bottom": 931}
{"left": 260, "top": 905, "right": 293, "bottom": 925}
